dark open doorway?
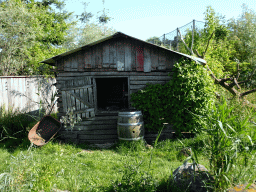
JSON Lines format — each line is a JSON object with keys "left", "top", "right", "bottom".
{"left": 96, "top": 78, "right": 128, "bottom": 111}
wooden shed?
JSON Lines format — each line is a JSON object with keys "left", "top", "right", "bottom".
{"left": 41, "top": 32, "right": 206, "bottom": 144}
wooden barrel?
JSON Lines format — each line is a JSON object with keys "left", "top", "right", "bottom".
{"left": 117, "top": 111, "right": 144, "bottom": 141}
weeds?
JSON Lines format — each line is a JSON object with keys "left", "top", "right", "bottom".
{"left": 189, "top": 97, "right": 256, "bottom": 190}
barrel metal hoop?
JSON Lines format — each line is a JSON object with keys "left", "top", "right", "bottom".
{"left": 118, "top": 122, "right": 143, "bottom": 126}
{"left": 118, "top": 136, "right": 144, "bottom": 141}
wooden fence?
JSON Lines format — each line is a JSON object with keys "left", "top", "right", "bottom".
{"left": 0, "top": 76, "right": 57, "bottom": 114}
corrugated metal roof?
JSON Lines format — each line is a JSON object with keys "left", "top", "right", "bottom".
{"left": 40, "top": 32, "right": 206, "bottom": 65}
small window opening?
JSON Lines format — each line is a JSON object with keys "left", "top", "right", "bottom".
{"left": 96, "top": 78, "right": 129, "bottom": 111}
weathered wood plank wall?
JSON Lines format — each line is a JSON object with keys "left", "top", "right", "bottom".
{"left": 0, "top": 76, "right": 57, "bottom": 113}
{"left": 52, "top": 35, "right": 183, "bottom": 144}
{"left": 56, "top": 38, "right": 182, "bottom": 73}
{"left": 55, "top": 72, "right": 173, "bottom": 144}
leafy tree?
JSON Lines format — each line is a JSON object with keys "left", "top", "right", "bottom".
{"left": 228, "top": 4, "right": 256, "bottom": 87}
{"left": 178, "top": 6, "right": 256, "bottom": 100}
{"left": 0, "top": 0, "right": 40, "bottom": 75}
{"left": 0, "top": 0, "right": 74, "bottom": 76}
{"left": 77, "top": 23, "right": 116, "bottom": 46}
{"left": 228, "top": 4, "right": 256, "bottom": 64}
{"left": 146, "top": 36, "right": 162, "bottom": 46}
{"left": 23, "top": 0, "right": 74, "bottom": 76}
{"left": 71, "top": 1, "right": 115, "bottom": 47}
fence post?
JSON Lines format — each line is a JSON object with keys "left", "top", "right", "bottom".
{"left": 191, "top": 19, "right": 195, "bottom": 53}
{"left": 176, "top": 28, "right": 179, "bottom": 51}
{"left": 163, "top": 34, "right": 166, "bottom": 47}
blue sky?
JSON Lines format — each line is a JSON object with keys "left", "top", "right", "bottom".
{"left": 63, "top": 0, "right": 256, "bottom": 41}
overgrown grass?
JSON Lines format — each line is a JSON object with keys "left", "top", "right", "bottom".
{"left": 0, "top": 138, "right": 207, "bottom": 192}
{"left": 1, "top": 89, "right": 256, "bottom": 191}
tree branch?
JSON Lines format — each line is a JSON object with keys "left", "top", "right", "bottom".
{"left": 240, "top": 89, "right": 256, "bottom": 98}
{"left": 202, "top": 32, "right": 214, "bottom": 58}
{"left": 194, "top": 49, "right": 203, "bottom": 59}
{"left": 177, "top": 28, "right": 194, "bottom": 55}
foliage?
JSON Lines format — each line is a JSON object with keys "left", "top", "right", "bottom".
{"left": 167, "top": 59, "right": 215, "bottom": 134}
{"left": 131, "top": 59, "right": 215, "bottom": 134}
{"left": 0, "top": 105, "right": 35, "bottom": 142}
{"left": 60, "top": 107, "right": 82, "bottom": 131}
{"left": 178, "top": 5, "right": 256, "bottom": 90}
{"left": 228, "top": 4, "right": 256, "bottom": 87}
{"left": 77, "top": 23, "right": 116, "bottom": 46}
{"left": 0, "top": 0, "right": 74, "bottom": 76}
{"left": 146, "top": 36, "right": 162, "bottom": 46}
{"left": 190, "top": 98, "right": 256, "bottom": 190}
{"left": 0, "top": 0, "right": 39, "bottom": 76}
{"left": 130, "top": 83, "right": 167, "bottom": 132}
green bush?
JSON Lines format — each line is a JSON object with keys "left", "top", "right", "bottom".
{"left": 191, "top": 98, "right": 256, "bottom": 190}
{"left": 0, "top": 105, "right": 36, "bottom": 142}
{"left": 131, "top": 59, "right": 215, "bottom": 134}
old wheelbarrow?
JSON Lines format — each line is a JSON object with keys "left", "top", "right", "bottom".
{"left": 28, "top": 101, "right": 62, "bottom": 146}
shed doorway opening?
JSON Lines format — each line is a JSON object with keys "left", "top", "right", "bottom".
{"left": 96, "top": 78, "right": 129, "bottom": 111}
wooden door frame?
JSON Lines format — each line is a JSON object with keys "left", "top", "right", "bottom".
{"left": 92, "top": 76, "right": 130, "bottom": 114}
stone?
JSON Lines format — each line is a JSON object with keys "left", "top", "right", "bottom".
{"left": 171, "top": 163, "right": 214, "bottom": 192}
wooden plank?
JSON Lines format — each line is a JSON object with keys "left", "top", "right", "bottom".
{"left": 158, "top": 50, "right": 166, "bottom": 67}
{"left": 130, "top": 76, "right": 171, "bottom": 81}
{"left": 136, "top": 43, "right": 144, "bottom": 71}
{"left": 57, "top": 58, "right": 64, "bottom": 71}
{"left": 78, "top": 51, "right": 84, "bottom": 72}
{"left": 57, "top": 71, "right": 171, "bottom": 77}
{"left": 124, "top": 42, "right": 132, "bottom": 71}
{"left": 79, "top": 128, "right": 117, "bottom": 134}
{"left": 102, "top": 43, "right": 110, "bottom": 66}
{"left": 144, "top": 46, "right": 151, "bottom": 72}
{"left": 79, "top": 120, "right": 117, "bottom": 125}
{"left": 131, "top": 40, "right": 136, "bottom": 70}
{"left": 158, "top": 65, "right": 166, "bottom": 70}
{"left": 73, "top": 108, "right": 94, "bottom": 115}
{"left": 61, "top": 91, "right": 68, "bottom": 112}
{"left": 130, "top": 81, "right": 166, "bottom": 85}
{"left": 90, "top": 109, "right": 95, "bottom": 118}
{"left": 95, "top": 44, "right": 102, "bottom": 68}
{"left": 61, "top": 84, "right": 93, "bottom": 91}
{"left": 78, "top": 134, "right": 118, "bottom": 140}
{"left": 82, "top": 116, "right": 118, "bottom": 121}
{"left": 151, "top": 47, "right": 159, "bottom": 71}
{"left": 130, "top": 85, "right": 147, "bottom": 90}
{"left": 166, "top": 52, "right": 176, "bottom": 69}
{"left": 88, "top": 86, "right": 93, "bottom": 106}
{"left": 70, "top": 53, "right": 78, "bottom": 71}
{"left": 75, "top": 87, "right": 81, "bottom": 119}
{"left": 116, "top": 39, "right": 125, "bottom": 71}
{"left": 66, "top": 90, "right": 72, "bottom": 111}
{"left": 84, "top": 49, "right": 92, "bottom": 68}
{"left": 80, "top": 87, "right": 85, "bottom": 118}
{"left": 25, "top": 78, "right": 31, "bottom": 112}
{"left": 91, "top": 47, "right": 96, "bottom": 68}
{"left": 93, "top": 78, "right": 97, "bottom": 113}
{"left": 64, "top": 56, "right": 72, "bottom": 71}
{"left": 66, "top": 91, "right": 92, "bottom": 108}
{"left": 109, "top": 41, "right": 117, "bottom": 64}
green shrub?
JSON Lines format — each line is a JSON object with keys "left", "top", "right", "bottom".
{"left": 131, "top": 59, "right": 215, "bottom": 134}
{"left": 0, "top": 105, "right": 36, "bottom": 142}
{"left": 191, "top": 98, "right": 256, "bottom": 190}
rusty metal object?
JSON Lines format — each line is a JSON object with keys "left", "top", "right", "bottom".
{"left": 28, "top": 115, "right": 61, "bottom": 146}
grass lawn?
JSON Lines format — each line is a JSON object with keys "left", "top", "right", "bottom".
{"left": 0, "top": 135, "right": 211, "bottom": 192}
